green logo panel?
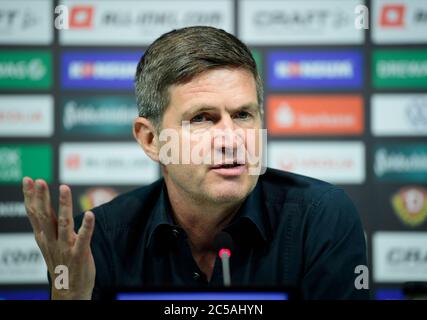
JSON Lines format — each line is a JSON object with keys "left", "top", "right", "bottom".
{"left": 61, "top": 96, "right": 137, "bottom": 136}
{"left": 374, "top": 144, "right": 427, "bottom": 182}
{"left": 373, "top": 50, "right": 427, "bottom": 88}
{"left": 0, "top": 145, "right": 52, "bottom": 184}
{"left": 0, "top": 51, "right": 52, "bottom": 89}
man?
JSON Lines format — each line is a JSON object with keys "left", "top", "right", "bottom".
{"left": 22, "top": 26, "right": 369, "bottom": 300}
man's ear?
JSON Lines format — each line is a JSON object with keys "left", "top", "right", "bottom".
{"left": 133, "top": 117, "right": 160, "bottom": 162}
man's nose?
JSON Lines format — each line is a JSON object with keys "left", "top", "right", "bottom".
{"left": 213, "top": 115, "right": 242, "bottom": 151}
{"left": 216, "top": 113, "right": 235, "bottom": 132}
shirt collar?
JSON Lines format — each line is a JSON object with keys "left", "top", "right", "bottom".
{"left": 145, "top": 184, "right": 176, "bottom": 249}
{"left": 145, "top": 179, "right": 270, "bottom": 249}
{"left": 223, "top": 180, "right": 270, "bottom": 243}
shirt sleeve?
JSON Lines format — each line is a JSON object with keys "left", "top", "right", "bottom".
{"left": 301, "top": 188, "right": 370, "bottom": 300}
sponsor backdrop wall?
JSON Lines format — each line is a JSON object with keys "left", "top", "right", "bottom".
{"left": 0, "top": 0, "right": 426, "bottom": 300}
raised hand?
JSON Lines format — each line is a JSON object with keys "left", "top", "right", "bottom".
{"left": 22, "top": 177, "right": 96, "bottom": 300}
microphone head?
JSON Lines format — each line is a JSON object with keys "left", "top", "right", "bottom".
{"left": 213, "top": 231, "right": 234, "bottom": 254}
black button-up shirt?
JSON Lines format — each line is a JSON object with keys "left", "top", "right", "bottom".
{"left": 63, "top": 168, "right": 369, "bottom": 299}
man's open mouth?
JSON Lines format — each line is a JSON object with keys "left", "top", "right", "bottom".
{"left": 211, "top": 162, "right": 243, "bottom": 169}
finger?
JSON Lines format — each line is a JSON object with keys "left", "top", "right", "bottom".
{"left": 57, "top": 184, "right": 75, "bottom": 246}
{"left": 75, "top": 211, "right": 95, "bottom": 254}
{"left": 34, "top": 179, "right": 57, "bottom": 241}
{"left": 22, "top": 177, "right": 42, "bottom": 234}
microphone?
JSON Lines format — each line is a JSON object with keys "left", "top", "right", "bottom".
{"left": 213, "top": 232, "right": 234, "bottom": 287}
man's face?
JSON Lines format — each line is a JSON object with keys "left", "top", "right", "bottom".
{"left": 158, "top": 67, "right": 263, "bottom": 205}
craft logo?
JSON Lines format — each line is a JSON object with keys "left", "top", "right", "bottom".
{"left": 268, "top": 51, "right": 362, "bottom": 89}
{"left": 392, "top": 187, "right": 427, "bottom": 227}
{"left": 0, "top": 8, "right": 39, "bottom": 31}
{"left": 267, "top": 95, "right": 363, "bottom": 135}
{"left": 387, "top": 247, "right": 427, "bottom": 267}
{"left": 239, "top": 0, "right": 364, "bottom": 45}
{"left": 373, "top": 232, "right": 427, "bottom": 282}
{"left": 0, "top": 0, "right": 52, "bottom": 44}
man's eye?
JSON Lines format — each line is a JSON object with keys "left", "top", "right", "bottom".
{"left": 190, "top": 114, "right": 208, "bottom": 123}
{"left": 235, "top": 111, "right": 251, "bottom": 120}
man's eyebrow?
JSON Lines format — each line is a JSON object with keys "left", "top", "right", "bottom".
{"left": 182, "top": 103, "right": 260, "bottom": 119}
{"left": 235, "top": 103, "right": 260, "bottom": 112}
{"left": 182, "top": 105, "right": 218, "bottom": 119}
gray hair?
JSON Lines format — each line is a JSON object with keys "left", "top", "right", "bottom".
{"left": 134, "top": 26, "right": 263, "bottom": 130}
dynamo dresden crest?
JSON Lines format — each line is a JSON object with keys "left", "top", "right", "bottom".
{"left": 391, "top": 186, "right": 427, "bottom": 227}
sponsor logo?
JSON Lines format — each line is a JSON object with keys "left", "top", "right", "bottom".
{"left": 0, "top": 51, "right": 52, "bottom": 89}
{"left": 392, "top": 187, "right": 427, "bottom": 227}
{"left": 268, "top": 51, "right": 363, "bottom": 89}
{"left": 0, "top": 202, "right": 26, "bottom": 218}
{"left": 59, "top": 0, "right": 233, "bottom": 45}
{"left": 0, "top": 145, "right": 52, "bottom": 184}
{"left": 373, "top": 1, "right": 427, "bottom": 44}
{"left": 268, "top": 141, "right": 365, "bottom": 184}
{"left": 373, "top": 50, "right": 427, "bottom": 88}
{"left": 78, "top": 187, "right": 119, "bottom": 212}
{"left": 267, "top": 95, "right": 363, "bottom": 135}
{"left": 371, "top": 94, "right": 427, "bottom": 136}
{"left": 69, "top": 5, "right": 94, "bottom": 29}
{"left": 61, "top": 51, "right": 141, "bottom": 90}
{"left": 61, "top": 96, "right": 136, "bottom": 135}
{"left": 59, "top": 143, "right": 159, "bottom": 185}
{"left": 0, "top": 95, "right": 53, "bottom": 137}
{"left": 239, "top": 0, "right": 364, "bottom": 45}
{"left": 0, "top": 0, "right": 52, "bottom": 44}
{"left": 380, "top": 5, "right": 405, "bottom": 27}
{"left": 373, "top": 232, "right": 427, "bottom": 282}
{"left": 0, "top": 233, "right": 47, "bottom": 284}
{"left": 374, "top": 144, "right": 427, "bottom": 182}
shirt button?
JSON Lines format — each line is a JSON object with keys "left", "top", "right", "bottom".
{"left": 172, "top": 229, "right": 179, "bottom": 238}
{"left": 192, "top": 272, "right": 200, "bottom": 280}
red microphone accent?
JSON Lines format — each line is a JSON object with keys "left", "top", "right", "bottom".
{"left": 218, "top": 248, "right": 231, "bottom": 258}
